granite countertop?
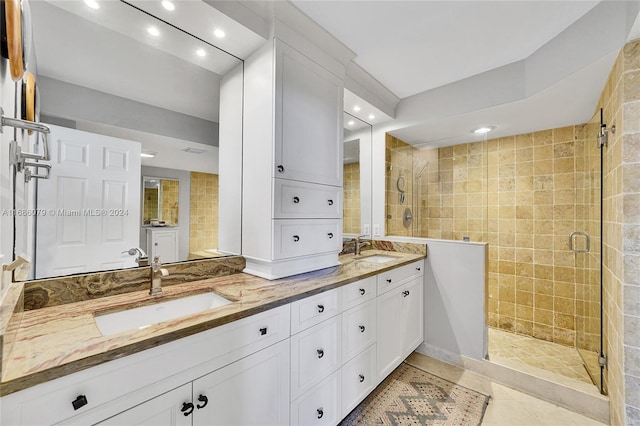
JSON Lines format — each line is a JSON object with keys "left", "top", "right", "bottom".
{"left": 0, "top": 249, "right": 425, "bottom": 396}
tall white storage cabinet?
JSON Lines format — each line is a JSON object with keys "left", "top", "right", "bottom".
{"left": 243, "top": 38, "right": 344, "bottom": 279}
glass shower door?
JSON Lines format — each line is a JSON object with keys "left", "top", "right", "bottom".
{"left": 575, "top": 109, "right": 604, "bottom": 393}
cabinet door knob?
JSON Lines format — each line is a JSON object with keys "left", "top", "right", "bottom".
{"left": 72, "top": 395, "right": 88, "bottom": 411}
{"left": 327, "top": 232, "right": 334, "bottom": 239}
{"left": 328, "top": 199, "right": 334, "bottom": 206}
{"left": 317, "top": 408, "right": 324, "bottom": 419}
{"left": 293, "top": 235, "right": 300, "bottom": 242}
{"left": 403, "top": 290, "right": 410, "bottom": 297}
{"left": 387, "top": 278, "right": 392, "bottom": 283}
{"left": 317, "top": 304, "right": 325, "bottom": 313}
{"left": 359, "top": 325, "right": 365, "bottom": 333}
{"left": 416, "top": 267, "right": 421, "bottom": 271}
{"left": 259, "top": 327, "right": 268, "bottom": 335}
{"left": 359, "top": 288, "right": 365, "bottom": 295}
{"left": 181, "top": 402, "right": 195, "bottom": 416}
{"left": 196, "top": 394, "right": 208, "bottom": 409}
{"left": 277, "top": 165, "right": 284, "bottom": 173}
{"left": 317, "top": 348, "right": 324, "bottom": 358}
{"left": 293, "top": 196, "right": 300, "bottom": 204}
{"left": 359, "top": 374, "right": 365, "bottom": 383}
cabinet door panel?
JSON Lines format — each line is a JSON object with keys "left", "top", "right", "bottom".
{"left": 192, "top": 339, "right": 290, "bottom": 426}
{"left": 376, "top": 279, "right": 424, "bottom": 380}
{"left": 96, "top": 384, "right": 191, "bottom": 426}
{"left": 274, "top": 42, "right": 343, "bottom": 187}
{"left": 342, "top": 299, "right": 376, "bottom": 362}
{"left": 290, "top": 370, "right": 341, "bottom": 426}
{"left": 341, "top": 344, "right": 376, "bottom": 418}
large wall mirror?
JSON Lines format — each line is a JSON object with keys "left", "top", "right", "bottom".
{"left": 343, "top": 112, "right": 372, "bottom": 239}
{"left": 22, "top": 0, "right": 248, "bottom": 279}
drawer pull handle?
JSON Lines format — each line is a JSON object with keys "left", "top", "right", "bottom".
{"left": 72, "top": 394, "right": 88, "bottom": 411}
{"left": 277, "top": 165, "right": 285, "bottom": 173}
{"left": 196, "top": 394, "right": 208, "bottom": 409}
{"left": 293, "top": 196, "right": 300, "bottom": 204}
{"left": 327, "top": 232, "right": 334, "bottom": 239}
{"left": 416, "top": 267, "right": 421, "bottom": 271}
{"left": 359, "top": 288, "right": 365, "bottom": 295}
{"left": 317, "top": 408, "right": 324, "bottom": 419}
{"left": 317, "top": 304, "right": 325, "bottom": 313}
{"left": 259, "top": 327, "right": 268, "bottom": 335}
{"left": 317, "top": 349, "right": 324, "bottom": 358}
{"left": 359, "top": 374, "right": 365, "bottom": 383}
{"left": 387, "top": 278, "right": 392, "bottom": 283}
{"left": 403, "top": 290, "right": 410, "bottom": 297}
{"left": 328, "top": 199, "right": 334, "bottom": 206}
{"left": 359, "top": 325, "right": 366, "bottom": 333}
{"left": 181, "top": 402, "right": 195, "bottom": 416}
{"left": 293, "top": 235, "right": 300, "bottom": 242}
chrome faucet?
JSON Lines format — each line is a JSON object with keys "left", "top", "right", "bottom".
{"left": 122, "top": 247, "right": 149, "bottom": 266}
{"left": 150, "top": 256, "right": 169, "bottom": 296}
{"left": 355, "top": 234, "right": 371, "bottom": 256}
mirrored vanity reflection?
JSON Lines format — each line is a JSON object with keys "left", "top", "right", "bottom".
{"left": 343, "top": 112, "right": 372, "bottom": 238}
{"left": 22, "top": 0, "right": 245, "bottom": 279}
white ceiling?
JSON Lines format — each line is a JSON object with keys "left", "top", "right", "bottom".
{"left": 290, "top": 0, "right": 639, "bottom": 144}
{"left": 293, "top": 1, "right": 599, "bottom": 99}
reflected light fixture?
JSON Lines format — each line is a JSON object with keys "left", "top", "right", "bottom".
{"left": 83, "top": 0, "right": 100, "bottom": 9}
{"left": 368, "top": 114, "right": 375, "bottom": 120}
{"left": 214, "top": 29, "right": 226, "bottom": 38}
{"left": 473, "top": 126, "right": 495, "bottom": 134}
{"left": 353, "top": 106, "right": 361, "bottom": 112}
{"left": 141, "top": 152, "right": 156, "bottom": 158}
{"left": 347, "top": 120, "right": 355, "bottom": 126}
{"left": 196, "top": 48, "right": 206, "bottom": 57}
{"left": 147, "top": 26, "right": 160, "bottom": 36}
{"left": 161, "top": 0, "right": 175, "bottom": 11}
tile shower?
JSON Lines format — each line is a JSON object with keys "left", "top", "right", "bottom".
{"left": 385, "top": 123, "right": 603, "bottom": 390}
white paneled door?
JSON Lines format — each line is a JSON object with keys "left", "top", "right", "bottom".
{"left": 36, "top": 125, "right": 141, "bottom": 278}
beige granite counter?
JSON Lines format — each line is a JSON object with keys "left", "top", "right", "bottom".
{"left": 0, "top": 248, "right": 425, "bottom": 396}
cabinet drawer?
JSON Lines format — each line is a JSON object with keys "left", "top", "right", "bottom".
{"left": 274, "top": 179, "right": 341, "bottom": 219}
{"left": 273, "top": 219, "right": 341, "bottom": 260}
{"left": 290, "top": 370, "right": 341, "bottom": 426}
{"left": 342, "top": 299, "right": 376, "bottom": 362}
{"left": 377, "top": 260, "right": 424, "bottom": 295}
{"left": 290, "top": 315, "right": 341, "bottom": 400}
{"left": 341, "top": 344, "right": 376, "bottom": 418}
{"left": 291, "top": 287, "right": 341, "bottom": 334}
{"left": 341, "top": 276, "right": 376, "bottom": 310}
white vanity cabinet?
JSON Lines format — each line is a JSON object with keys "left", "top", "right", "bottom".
{"left": 376, "top": 262, "right": 424, "bottom": 380}
{"left": 99, "top": 340, "right": 290, "bottom": 426}
{"left": 146, "top": 227, "right": 179, "bottom": 263}
{"left": 243, "top": 38, "right": 344, "bottom": 280}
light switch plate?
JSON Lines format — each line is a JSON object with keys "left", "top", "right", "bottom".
{"left": 373, "top": 224, "right": 381, "bottom": 236}
{"left": 363, "top": 224, "right": 370, "bottom": 235}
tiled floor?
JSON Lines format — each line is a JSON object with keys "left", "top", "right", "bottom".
{"left": 405, "top": 352, "right": 606, "bottom": 426}
{"left": 488, "top": 327, "right": 594, "bottom": 385}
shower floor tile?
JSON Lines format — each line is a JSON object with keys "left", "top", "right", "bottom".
{"left": 488, "top": 327, "right": 594, "bottom": 386}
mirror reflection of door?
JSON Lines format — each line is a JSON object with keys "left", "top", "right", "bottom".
{"left": 343, "top": 112, "right": 372, "bottom": 237}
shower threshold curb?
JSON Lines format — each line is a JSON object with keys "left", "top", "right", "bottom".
{"left": 416, "top": 343, "right": 609, "bottom": 423}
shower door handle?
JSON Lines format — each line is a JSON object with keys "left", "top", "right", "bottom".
{"left": 569, "top": 232, "right": 590, "bottom": 253}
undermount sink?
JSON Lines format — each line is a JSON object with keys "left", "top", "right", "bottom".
{"left": 358, "top": 255, "right": 398, "bottom": 264}
{"left": 94, "top": 292, "right": 232, "bottom": 336}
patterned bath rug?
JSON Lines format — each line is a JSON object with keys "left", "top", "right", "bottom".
{"left": 340, "top": 362, "right": 490, "bottom": 425}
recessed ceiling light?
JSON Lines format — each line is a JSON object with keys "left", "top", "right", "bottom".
{"left": 368, "top": 114, "right": 375, "bottom": 120}
{"left": 473, "top": 126, "right": 495, "bottom": 134}
{"left": 141, "top": 152, "right": 156, "bottom": 158}
{"left": 161, "top": 0, "right": 175, "bottom": 11}
{"left": 83, "top": 0, "right": 100, "bottom": 9}
{"left": 147, "top": 26, "right": 160, "bottom": 37}
{"left": 196, "top": 48, "right": 206, "bottom": 57}
{"left": 182, "top": 147, "right": 207, "bottom": 154}
{"left": 353, "top": 106, "right": 361, "bottom": 112}
{"left": 347, "top": 120, "right": 355, "bottom": 126}
{"left": 214, "top": 29, "right": 226, "bottom": 38}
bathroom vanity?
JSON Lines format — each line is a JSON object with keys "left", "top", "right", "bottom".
{"left": 0, "top": 249, "right": 425, "bottom": 425}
